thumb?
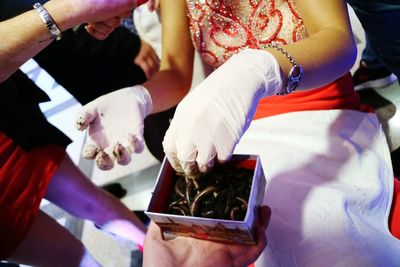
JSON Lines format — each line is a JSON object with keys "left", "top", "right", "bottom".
{"left": 75, "top": 102, "right": 99, "bottom": 131}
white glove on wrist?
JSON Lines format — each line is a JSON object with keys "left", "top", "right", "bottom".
{"left": 162, "top": 49, "right": 283, "bottom": 176}
{"left": 75, "top": 85, "right": 153, "bottom": 170}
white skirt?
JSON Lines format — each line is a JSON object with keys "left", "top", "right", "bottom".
{"left": 234, "top": 109, "right": 400, "bottom": 266}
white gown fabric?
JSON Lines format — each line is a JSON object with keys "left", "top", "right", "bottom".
{"left": 233, "top": 109, "right": 400, "bottom": 266}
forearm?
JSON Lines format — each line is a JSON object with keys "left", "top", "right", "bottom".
{"left": 0, "top": 10, "right": 48, "bottom": 82}
{"left": 262, "top": 0, "right": 357, "bottom": 91}
{"left": 0, "top": 1, "right": 80, "bottom": 82}
{"left": 266, "top": 27, "right": 356, "bottom": 90}
{"left": 143, "top": 67, "right": 193, "bottom": 114}
{"left": 143, "top": 0, "right": 194, "bottom": 114}
{"left": 0, "top": 0, "right": 142, "bottom": 83}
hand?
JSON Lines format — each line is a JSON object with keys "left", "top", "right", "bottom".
{"left": 75, "top": 86, "right": 153, "bottom": 170}
{"left": 76, "top": 0, "right": 148, "bottom": 23}
{"left": 143, "top": 206, "right": 271, "bottom": 267}
{"left": 85, "top": 15, "right": 127, "bottom": 40}
{"left": 162, "top": 49, "right": 283, "bottom": 176}
{"left": 134, "top": 38, "right": 160, "bottom": 79}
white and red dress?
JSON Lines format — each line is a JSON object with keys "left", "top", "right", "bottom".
{"left": 187, "top": 0, "right": 400, "bottom": 265}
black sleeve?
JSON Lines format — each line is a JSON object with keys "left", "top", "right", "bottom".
{"left": 69, "top": 24, "right": 142, "bottom": 64}
{"left": 0, "top": 71, "right": 72, "bottom": 150}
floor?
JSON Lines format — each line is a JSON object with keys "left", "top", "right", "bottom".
{"left": 3, "top": 5, "right": 400, "bottom": 267}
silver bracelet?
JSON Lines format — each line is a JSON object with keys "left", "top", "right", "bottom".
{"left": 33, "top": 3, "right": 62, "bottom": 41}
{"left": 267, "top": 42, "right": 303, "bottom": 96}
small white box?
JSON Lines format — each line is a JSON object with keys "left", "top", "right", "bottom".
{"left": 145, "top": 154, "right": 266, "bottom": 244}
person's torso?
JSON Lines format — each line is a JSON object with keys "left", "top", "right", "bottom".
{"left": 186, "top": 0, "right": 362, "bottom": 118}
{"left": 187, "top": 0, "right": 308, "bottom": 68}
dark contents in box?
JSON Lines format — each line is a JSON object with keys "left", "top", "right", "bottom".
{"left": 167, "top": 167, "right": 253, "bottom": 221}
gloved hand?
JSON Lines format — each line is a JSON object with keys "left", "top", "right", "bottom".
{"left": 162, "top": 49, "right": 283, "bottom": 176}
{"left": 75, "top": 85, "right": 153, "bottom": 170}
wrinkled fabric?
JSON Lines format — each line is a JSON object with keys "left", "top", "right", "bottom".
{"left": 233, "top": 109, "right": 400, "bottom": 266}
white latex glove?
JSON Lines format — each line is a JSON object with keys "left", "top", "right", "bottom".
{"left": 162, "top": 49, "right": 283, "bottom": 176}
{"left": 75, "top": 85, "right": 153, "bottom": 170}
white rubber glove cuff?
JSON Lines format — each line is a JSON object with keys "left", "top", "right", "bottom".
{"left": 130, "top": 85, "right": 153, "bottom": 117}
{"left": 227, "top": 49, "right": 284, "bottom": 97}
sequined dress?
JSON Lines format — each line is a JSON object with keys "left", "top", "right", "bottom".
{"left": 186, "top": 0, "right": 362, "bottom": 119}
{"left": 186, "top": 1, "right": 400, "bottom": 266}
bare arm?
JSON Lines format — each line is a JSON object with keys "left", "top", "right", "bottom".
{"left": 72, "top": 0, "right": 195, "bottom": 170}
{"left": 0, "top": 6, "right": 56, "bottom": 82}
{"left": 142, "top": 0, "right": 195, "bottom": 113}
{"left": 264, "top": 0, "right": 356, "bottom": 90}
{"left": 0, "top": 0, "right": 144, "bottom": 82}
{"left": 142, "top": 0, "right": 355, "bottom": 113}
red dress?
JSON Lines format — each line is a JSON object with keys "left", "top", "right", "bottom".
{"left": 0, "top": 132, "right": 65, "bottom": 259}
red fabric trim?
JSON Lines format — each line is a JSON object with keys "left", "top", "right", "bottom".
{"left": 0, "top": 132, "right": 65, "bottom": 259}
{"left": 253, "top": 73, "right": 373, "bottom": 120}
{"left": 389, "top": 178, "right": 400, "bottom": 239}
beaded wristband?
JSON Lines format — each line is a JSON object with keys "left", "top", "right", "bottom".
{"left": 33, "top": 3, "right": 62, "bottom": 41}
{"left": 267, "top": 42, "right": 303, "bottom": 95}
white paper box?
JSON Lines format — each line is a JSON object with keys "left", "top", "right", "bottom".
{"left": 145, "top": 154, "right": 266, "bottom": 244}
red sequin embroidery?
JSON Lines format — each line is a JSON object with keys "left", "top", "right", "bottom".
{"left": 187, "top": 0, "right": 308, "bottom": 68}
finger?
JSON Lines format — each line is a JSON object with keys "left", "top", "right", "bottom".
{"left": 75, "top": 103, "right": 99, "bottom": 131}
{"left": 181, "top": 160, "right": 199, "bottom": 178}
{"left": 85, "top": 25, "right": 110, "bottom": 40}
{"left": 147, "top": 58, "right": 160, "bottom": 77}
{"left": 82, "top": 131, "right": 100, "bottom": 159}
{"left": 142, "top": 62, "right": 158, "bottom": 79}
{"left": 165, "top": 152, "right": 183, "bottom": 173}
{"left": 176, "top": 138, "right": 199, "bottom": 177}
{"left": 196, "top": 142, "right": 216, "bottom": 173}
{"left": 131, "top": 134, "right": 145, "bottom": 153}
{"left": 147, "top": 48, "right": 160, "bottom": 65}
{"left": 101, "top": 17, "right": 121, "bottom": 28}
{"left": 95, "top": 151, "right": 115, "bottom": 170}
{"left": 145, "top": 222, "right": 167, "bottom": 243}
{"left": 233, "top": 206, "right": 271, "bottom": 267}
{"left": 162, "top": 127, "right": 183, "bottom": 173}
{"left": 113, "top": 143, "right": 132, "bottom": 166}
{"left": 140, "top": 61, "right": 152, "bottom": 79}
{"left": 252, "top": 206, "right": 271, "bottom": 254}
{"left": 258, "top": 205, "right": 272, "bottom": 229}
{"left": 113, "top": 134, "right": 144, "bottom": 165}
{"left": 87, "top": 22, "right": 115, "bottom": 36}
{"left": 119, "top": 132, "right": 145, "bottom": 153}
{"left": 82, "top": 144, "right": 98, "bottom": 160}
{"left": 252, "top": 206, "right": 271, "bottom": 251}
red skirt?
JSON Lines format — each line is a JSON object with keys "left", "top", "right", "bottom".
{"left": 254, "top": 73, "right": 364, "bottom": 119}
{"left": 0, "top": 132, "right": 65, "bottom": 259}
